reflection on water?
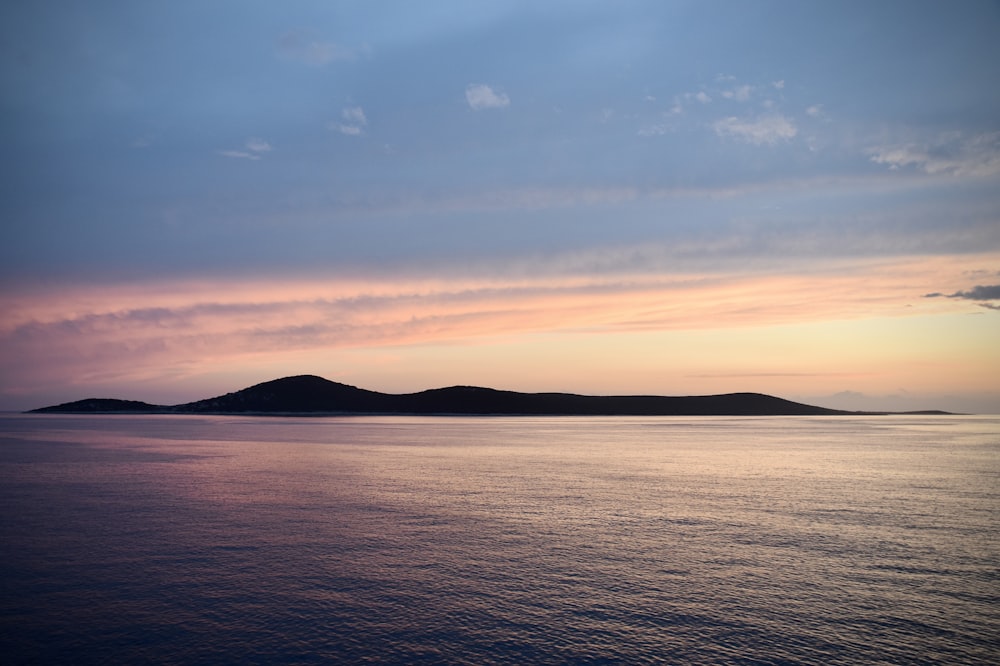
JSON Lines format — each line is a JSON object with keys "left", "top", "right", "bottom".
{"left": 1, "top": 415, "right": 998, "bottom": 664}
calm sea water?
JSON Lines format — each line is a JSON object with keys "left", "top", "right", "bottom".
{"left": 1, "top": 414, "right": 997, "bottom": 664}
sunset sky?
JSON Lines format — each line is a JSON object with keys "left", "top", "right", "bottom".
{"left": 2, "top": 1, "right": 999, "bottom": 413}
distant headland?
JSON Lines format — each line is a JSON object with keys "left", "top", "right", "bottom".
{"left": 26, "top": 375, "right": 952, "bottom": 416}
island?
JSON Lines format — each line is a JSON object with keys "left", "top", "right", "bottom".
{"left": 23, "top": 374, "right": 938, "bottom": 416}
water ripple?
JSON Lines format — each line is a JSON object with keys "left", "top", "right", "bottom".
{"left": 1, "top": 415, "right": 998, "bottom": 664}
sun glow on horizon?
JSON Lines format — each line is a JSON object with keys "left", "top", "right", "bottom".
{"left": 3, "top": 252, "right": 997, "bottom": 413}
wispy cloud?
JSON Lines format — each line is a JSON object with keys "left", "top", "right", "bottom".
{"left": 721, "top": 84, "right": 753, "bottom": 102}
{"left": 950, "top": 285, "right": 1000, "bottom": 300}
{"left": 660, "top": 77, "right": 807, "bottom": 146}
{"left": 713, "top": 115, "right": 797, "bottom": 145}
{"left": 669, "top": 89, "right": 717, "bottom": 115}
{"left": 245, "top": 137, "right": 271, "bottom": 153}
{"left": 333, "top": 106, "right": 368, "bottom": 136}
{"left": 465, "top": 84, "right": 510, "bottom": 110}
{"left": 0, "top": 273, "right": 875, "bottom": 384}
{"left": 3, "top": 254, "right": 987, "bottom": 364}
{"left": 638, "top": 122, "right": 670, "bottom": 137}
{"left": 926, "top": 284, "right": 1000, "bottom": 310}
{"left": 218, "top": 151, "right": 259, "bottom": 160}
{"left": 870, "top": 131, "right": 1000, "bottom": 177}
{"left": 3, "top": 250, "right": 996, "bottom": 405}
{"left": 276, "top": 29, "right": 356, "bottom": 66}
{"left": 219, "top": 137, "right": 272, "bottom": 160}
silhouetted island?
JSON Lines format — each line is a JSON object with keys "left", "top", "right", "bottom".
{"left": 26, "top": 374, "right": 949, "bottom": 416}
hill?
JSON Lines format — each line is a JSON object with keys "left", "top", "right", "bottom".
{"left": 30, "top": 398, "right": 167, "bottom": 414}
{"left": 28, "top": 375, "right": 858, "bottom": 416}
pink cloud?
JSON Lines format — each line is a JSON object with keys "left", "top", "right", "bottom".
{"left": 3, "top": 253, "right": 995, "bottom": 404}
{"left": 0, "top": 241, "right": 996, "bottom": 415}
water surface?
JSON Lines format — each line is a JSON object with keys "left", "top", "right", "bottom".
{"left": 1, "top": 414, "right": 997, "bottom": 664}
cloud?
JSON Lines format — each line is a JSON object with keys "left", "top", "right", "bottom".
{"left": 869, "top": 132, "right": 1000, "bottom": 177}
{"left": 805, "top": 105, "right": 823, "bottom": 117}
{"left": 950, "top": 285, "right": 1000, "bottom": 300}
{"left": 245, "top": 137, "right": 271, "bottom": 153}
{"left": 669, "top": 77, "right": 790, "bottom": 125}
{"left": 713, "top": 115, "right": 797, "bottom": 145}
{"left": 0, "top": 271, "right": 896, "bottom": 385}
{"left": 465, "top": 84, "right": 510, "bottom": 110}
{"left": 219, "top": 137, "right": 272, "bottom": 160}
{"left": 925, "top": 284, "right": 1000, "bottom": 310}
{"left": 4, "top": 251, "right": 997, "bottom": 406}
{"left": 277, "top": 29, "right": 355, "bottom": 66}
{"left": 333, "top": 106, "right": 368, "bottom": 136}
{"left": 218, "top": 151, "right": 260, "bottom": 161}
{"left": 721, "top": 84, "right": 753, "bottom": 102}
{"left": 672, "top": 90, "right": 715, "bottom": 111}
{"left": 665, "top": 77, "right": 811, "bottom": 145}
{"left": 638, "top": 123, "right": 669, "bottom": 137}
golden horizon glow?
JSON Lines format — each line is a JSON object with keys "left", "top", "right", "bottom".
{"left": 2, "top": 253, "right": 998, "bottom": 412}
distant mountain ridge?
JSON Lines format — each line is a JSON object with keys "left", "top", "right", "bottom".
{"left": 29, "top": 374, "right": 875, "bottom": 416}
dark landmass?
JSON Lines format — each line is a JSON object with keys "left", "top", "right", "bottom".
{"left": 30, "top": 398, "right": 165, "bottom": 414}
{"left": 26, "top": 374, "right": 945, "bottom": 416}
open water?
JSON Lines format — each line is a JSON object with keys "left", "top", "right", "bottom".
{"left": 1, "top": 414, "right": 997, "bottom": 664}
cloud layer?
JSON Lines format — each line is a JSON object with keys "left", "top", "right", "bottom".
{"left": 3, "top": 252, "right": 996, "bottom": 400}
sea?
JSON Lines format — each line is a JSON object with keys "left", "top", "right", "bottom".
{"left": 1, "top": 413, "right": 997, "bottom": 665}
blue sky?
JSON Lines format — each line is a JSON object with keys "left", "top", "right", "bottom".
{"left": 2, "top": 1, "right": 999, "bottom": 412}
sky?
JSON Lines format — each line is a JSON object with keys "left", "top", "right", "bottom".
{"left": 1, "top": 1, "right": 999, "bottom": 413}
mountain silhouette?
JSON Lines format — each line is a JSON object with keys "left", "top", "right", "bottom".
{"left": 29, "top": 374, "right": 865, "bottom": 416}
